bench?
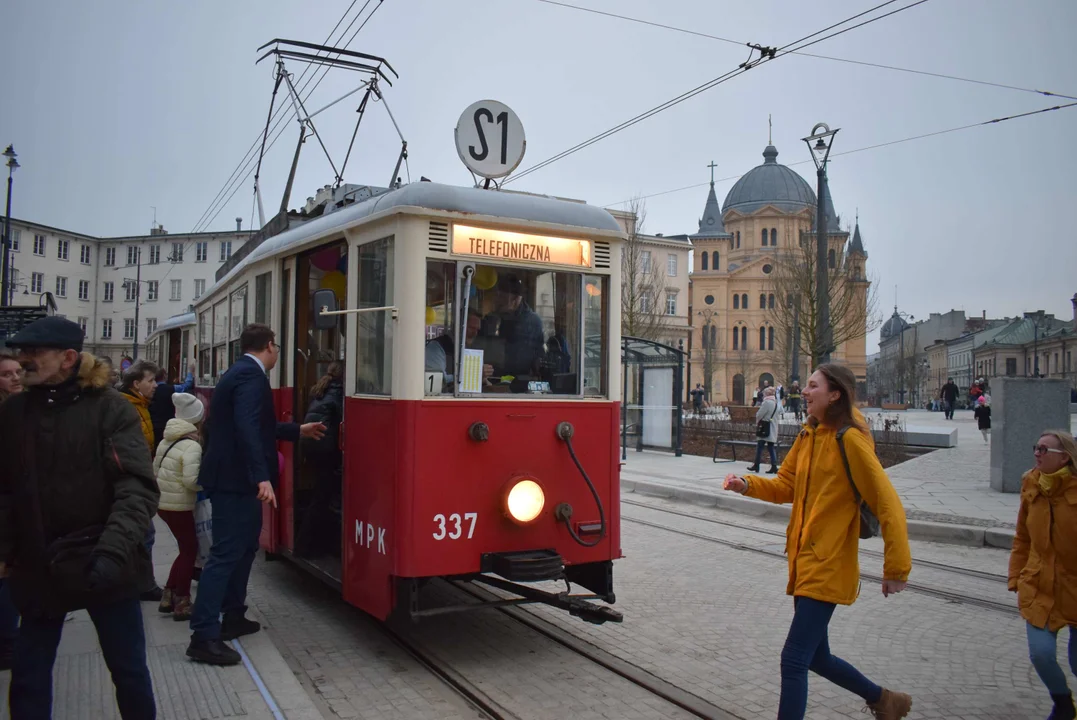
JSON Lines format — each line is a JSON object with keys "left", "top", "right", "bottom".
{"left": 711, "top": 421, "right": 800, "bottom": 464}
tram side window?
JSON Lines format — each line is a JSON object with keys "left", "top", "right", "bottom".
{"left": 423, "top": 261, "right": 457, "bottom": 394}
{"left": 198, "top": 310, "right": 212, "bottom": 383}
{"left": 228, "top": 285, "right": 248, "bottom": 365}
{"left": 583, "top": 275, "right": 608, "bottom": 396}
{"left": 354, "top": 236, "right": 394, "bottom": 396}
{"left": 254, "top": 272, "right": 271, "bottom": 324}
{"left": 212, "top": 299, "right": 228, "bottom": 378}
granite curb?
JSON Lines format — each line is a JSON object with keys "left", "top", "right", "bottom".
{"left": 622, "top": 478, "right": 1016, "bottom": 550}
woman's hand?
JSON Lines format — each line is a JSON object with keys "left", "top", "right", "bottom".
{"left": 881, "top": 579, "right": 907, "bottom": 597}
{"left": 723, "top": 474, "right": 747, "bottom": 493}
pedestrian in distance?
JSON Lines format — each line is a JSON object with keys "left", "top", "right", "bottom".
{"left": 149, "top": 361, "right": 196, "bottom": 448}
{"left": 121, "top": 359, "right": 166, "bottom": 603}
{"left": 973, "top": 396, "right": 991, "bottom": 444}
{"left": 153, "top": 392, "right": 205, "bottom": 622}
{"left": 0, "top": 349, "right": 25, "bottom": 403}
{"left": 0, "top": 349, "right": 23, "bottom": 671}
{"left": 940, "top": 377, "right": 959, "bottom": 420}
{"left": 722, "top": 363, "right": 913, "bottom": 720}
{"left": 690, "top": 383, "right": 705, "bottom": 414}
{"left": 1008, "top": 430, "right": 1077, "bottom": 720}
{"left": 747, "top": 386, "right": 780, "bottom": 475}
{"left": 0, "top": 317, "right": 159, "bottom": 719}
{"left": 187, "top": 323, "right": 325, "bottom": 666}
{"left": 786, "top": 381, "right": 803, "bottom": 422}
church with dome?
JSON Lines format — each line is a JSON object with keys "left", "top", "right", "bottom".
{"left": 688, "top": 141, "right": 870, "bottom": 404}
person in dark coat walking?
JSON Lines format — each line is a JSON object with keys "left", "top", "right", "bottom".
{"left": 940, "top": 378, "right": 959, "bottom": 420}
{"left": 0, "top": 317, "right": 159, "bottom": 719}
{"left": 187, "top": 324, "right": 325, "bottom": 666}
{"left": 295, "top": 362, "right": 344, "bottom": 559}
{"left": 973, "top": 396, "right": 991, "bottom": 444}
{"left": 149, "top": 361, "right": 196, "bottom": 448}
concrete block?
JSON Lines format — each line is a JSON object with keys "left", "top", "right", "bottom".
{"left": 905, "top": 520, "right": 984, "bottom": 546}
{"left": 990, "top": 378, "right": 1071, "bottom": 493}
{"left": 905, "top": 428, "right": 957, "bottom": 448}
{"left": 985, "top": 527, "right": 1016, "bottom": 549}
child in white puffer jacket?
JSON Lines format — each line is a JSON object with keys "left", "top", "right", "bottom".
{"left": 152, "top": 393, "right": 204, "bottom": 621}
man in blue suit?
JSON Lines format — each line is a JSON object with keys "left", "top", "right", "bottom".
{"left": 187, "top": 323, "right": 325, "bottom": 665}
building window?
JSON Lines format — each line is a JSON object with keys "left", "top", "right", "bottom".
{"left": 196, "top": 242, "right": 208, "bottom": 263}
{"left": 701, "top": 252, "right": 708, "bottom": 271}
{"left": 78, "top": 279, "right": 89, "bottom": 301}
{"left": 708, "top": 326, "right": 717, "bottom": 349}
{"left": 146, "top": 318, "right": 157, "bottom": 335}
{"left": 759, "top": 293, "right": 766, "bottom": 309}
{"left": 101, "top": 318, "right": 112, "bottom": 339}
{"left": 171, "top": 243, "right": 183, "bottom": 263}
{"left": 9, "top": 229, "right": 19, "bottom": 251}
{"left": 77, "top": 317, "right": 88, "bottom": 335}
{"left": 105, "top": 247, "right": 116, "bottom": 266}
{"left": 733, "top": 326, "right": 739, "bottom": 350}
{"left": 33, "top": 235, "right": 46, "bottom": 256}
{"left": 171, "top": 279, "right": 182, "bottom": 301}
{"left": 828, "top": 248, "right": 835, "bottom": 269}
{"left": 741, "top": 293, "right": 748, "bottom": 308}
{"left": 640, "top": 250, "right": 651, "bottom": 272}
{"left": 640, "top": 292, "right": 652, "bottom": 314}
{"left": 1067, "top": 351, "right": 1072, "bottom": 371}
{"left": 149, "top": 245, "right": 160, "bottom": 264}
{"left": 29, "top": 272, "right": 43, "bottom": 294}
{"left": 124, "top": 281, "right": 137, "bottom": 302}
{"left": 666, "top": 293, "right": 677, "bottom": 316}
{"left": 768, "top": 293, "right": 775, "bottom": 309}
{"left": 711, "top": 250, "right": 719, "bottom": 270}
{"left": 194, "top": 279, "right": 206, "bottom": 299}
{"left": 219, "top": 241, "right": 233, "bottom": 262}
{"left": 80, "top": 244, "right": 92, "bottom": 264}
{"left": 126, "top": 246, "right": 140, "bottom": 266}
{"left": 770, "top": 228, "right": 777, "bottom": 246}
{"left": 1054, "top": 353, "right": 1059, "bottom": 373}
{"left": 759, "top": 326, "right": 767, "bottom": 351}
{"left": 55, "top": 276, "right": 67, "bottom": 298}
{"left": 735, "top": 231, "right": 741, "bottom": 248}
{"left": 761, "top": 228, "right": 767, "bottom": 246}
{"left": 123, "top": 318, "right": 136, "bottom": 340}
{"left": 103, "top": 281, "right": 114, "bottom": 302}
{"left": 733, "top": 294, "right": 740, "bottom": 310}
{"left": 57, "top": 239, "right": 69, "bottom": 261}
{"left": 147, "top": 280, "right": 158, "bottom": 301}
{"left": 704, "top": 294, "right": 714, "bottom": 306}
{"left": 1006, "top": 358, "right": 1017, "bottom": 376}
{"left": 768, "top": 326, "right": 774, "bottom": 350}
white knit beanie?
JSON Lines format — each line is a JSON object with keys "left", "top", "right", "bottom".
{"left": 173, "top": 392, "right": 205, "bottom": 424}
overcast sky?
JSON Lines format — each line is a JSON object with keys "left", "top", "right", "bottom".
{"left": 3, "top": 0, "right": 1075, "bottom": 349}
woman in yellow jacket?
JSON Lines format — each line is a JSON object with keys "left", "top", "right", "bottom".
{"left": 723, "top": 364, "right": 913, "bottom": 720}
{"left": 1009, "top": 430, "right": 1077, "bottom": 720}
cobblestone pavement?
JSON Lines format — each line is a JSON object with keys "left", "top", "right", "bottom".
{"left": 510, "top": 499, "right": 1055, "bottom": 720}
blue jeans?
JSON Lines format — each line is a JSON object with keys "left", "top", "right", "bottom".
{"left": 754, "top": 440, "right": 777, "bottom": 468}
{"left": 1027, "top": 622, "right": 1077, "bottom": 695}
{"left": 190, "top": 491, "right": 262, "bottom": 641}
{"left": 8, "top": 597, "right": 155, "bottom": 719}
{"left": 778, "top": 597, "right": 883, "bottom": 719}
{"left": 0, "top": 579, "right": 18, "bottom": 643}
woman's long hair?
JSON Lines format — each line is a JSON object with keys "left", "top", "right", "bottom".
{"left": 1039, "top": 429, "right": 1077, "bottom": 470}
{"left": 809, "top": 363, "right": 866, "bottom": 433}
{"left": 310, "top": 361, "right": 344, "bottom": 400}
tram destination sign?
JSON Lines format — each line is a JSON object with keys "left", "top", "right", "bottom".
{"left": 452, "top": 225, "right": 592, "bottom": 268}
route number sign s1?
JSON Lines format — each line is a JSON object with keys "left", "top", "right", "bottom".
{"left": 455, "top": 100, "right": 526, "bottom": 179}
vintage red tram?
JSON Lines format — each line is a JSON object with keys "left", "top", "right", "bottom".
{"left": 186, "top": 182, "right": 625, "bottom": 623}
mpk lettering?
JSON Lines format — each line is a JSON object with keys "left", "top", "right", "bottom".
{"left": 354, "top": 519, "right": 388, "bottom": 555}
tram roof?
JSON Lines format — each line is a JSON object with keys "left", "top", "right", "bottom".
{"left": 209, "top": 181, "right": 624, "bottom": 301}
{"left": 146, "top": 311, "right": 196, "bottom": 342}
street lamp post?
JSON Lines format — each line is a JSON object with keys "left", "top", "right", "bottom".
{"left": 122, "top": 242, "right": 146, "bottom": 360}
{"left": 697, "top": 308, "right": 718, "bottom": 405}
{"left": 1, "top": 145, "right": 19, "bottom": 308}
{"left": 787, "top": 292, "right": 801, "bottom": 382}
{"left": 802, "top": 123, "right": 839, "bottom": 365}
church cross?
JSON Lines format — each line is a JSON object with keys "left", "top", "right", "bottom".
{"left": 707, "top": 160, "right": 717, "bottom": 184}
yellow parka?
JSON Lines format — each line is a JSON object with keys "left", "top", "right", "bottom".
{"left": 1008, "top": 468, "right": 1077, "bottom": 631}
{"left": 121, "top": 390, "right": 154, "bottom": 452}
{"left": 744, "top": 422, "right": 912, "bottom": 605}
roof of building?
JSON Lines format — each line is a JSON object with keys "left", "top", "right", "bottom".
{"left": 691, "top": 182, "right": 731, "bottom": 239}
{"left": 723, "top": 144, "right": 830, "bottom": 217}
{"left": 880, "top": 308, "right": 910, "bottom": 341}
{"left": 980, "top": 313, "right": 1073, "bottom": 347}
{"left": 848, "top": 218, "right": 866, "bottom": 255}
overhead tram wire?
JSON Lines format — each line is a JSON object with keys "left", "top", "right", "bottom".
{"left": 602, "top": 100, "right": 1077, "bottom": 207}
{"left": 533, "top": 0, "right": 1077, "bottom": 102}
{"left": 506, "top": 0, "right": 929, "bottom": 184}
{"left": 190, "top": 0, "right": 368, "bottom": 235}
{"left": 195, "top": 0, "right": 386, "bottom": 235}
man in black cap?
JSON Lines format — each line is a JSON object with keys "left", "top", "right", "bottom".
{"left": 0, "top": 316, "right": 159, "bottom": 718}
{"left": 493, "top": 274, "right": 546, "bottom": 384}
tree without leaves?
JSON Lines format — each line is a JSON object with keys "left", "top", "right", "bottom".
{"left": 619, "top": 197, "right": 669, "bottom": 341}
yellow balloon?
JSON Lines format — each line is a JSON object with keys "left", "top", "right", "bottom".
{"left": 473, "top": 265, "right": 498, "bottom": 291}
{"left": 320, "top": 271, "right": 346, "bottom": 298}
{"left": 425, "top": 307, "right": 436, "bottom": 325}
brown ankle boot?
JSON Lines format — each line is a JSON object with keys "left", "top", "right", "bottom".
{"left": 172, "top": 595, "right": 192, "bottom": 622}
{"left": 157, "top": 588, "right": 174, "bottom": 614}
{"left": 867, "top": 688, "right": 912, "bottom": 719}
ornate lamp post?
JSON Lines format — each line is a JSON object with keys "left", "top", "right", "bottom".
{"left": 697, "top": 308, "right": 718, "bottom": 404}
{"left": 802, "top": 123, "right": 839, "bottom": 364}
{"left": 2, "top": 145, "right": 19, "bottom": 307}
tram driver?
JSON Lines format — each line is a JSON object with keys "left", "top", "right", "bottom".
{"left": 424, "top": 307, "right": 493, "bottom": 390}
{"left": 492, "top": 274, "right": 545, "bottom": 386}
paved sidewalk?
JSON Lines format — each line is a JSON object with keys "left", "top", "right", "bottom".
{"left": 0, "top": 517, "right": 323, "bottom": 720}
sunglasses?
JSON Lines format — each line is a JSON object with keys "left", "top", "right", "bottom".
{"left": 1033, "top": 445, "right": 1066, "bottom": 456}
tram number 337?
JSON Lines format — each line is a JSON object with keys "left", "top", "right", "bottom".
{"left": 433, "top": 513, "right": 477, "bottom": 541}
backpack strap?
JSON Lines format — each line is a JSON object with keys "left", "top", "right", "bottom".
{"left": 158, "top": 439, "right": 184, "bottom": 464}
{"left": 835, "top": 426, "right": 862, "bottom": 503}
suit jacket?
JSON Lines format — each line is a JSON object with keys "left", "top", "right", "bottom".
{"left": 199, "top": 355, "right": 299, "bottom": 496}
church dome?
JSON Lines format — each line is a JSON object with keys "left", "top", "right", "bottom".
{"left": 880, "top": 310, "right": 910, "bottom": 341}
{"left": 723, "top": 145, "right": 817, "bottom": 215}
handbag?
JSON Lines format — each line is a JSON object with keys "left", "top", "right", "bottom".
{"left": 193, "top": 492, "right": 213, "bottom": 570}
{"left": 755, "top": 400, "right": 778, "bottom": 439}
{"left": 835, "top": 426, "right": 881, "bottom": 539}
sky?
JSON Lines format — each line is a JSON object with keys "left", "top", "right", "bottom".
{"left": 3, "top": 0, "right": 1075, "bottom": 351}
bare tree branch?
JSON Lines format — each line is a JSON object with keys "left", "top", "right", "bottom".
{"left": 620, "top": 196, "right": 670, "bottom": 341}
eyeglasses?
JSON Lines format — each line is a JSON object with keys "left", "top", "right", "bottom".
{"left": 1033, "top": 445, "right": 1066, "bottom": 456}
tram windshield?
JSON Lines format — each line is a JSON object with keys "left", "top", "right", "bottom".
{"left": 424, "top": 260, "right": 608, "bottom": 397}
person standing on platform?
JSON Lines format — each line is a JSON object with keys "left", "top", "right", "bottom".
{"left": 722, "top": 363, "right": 913, "bottom": 720}
{"left": 149, "top": 361, "right": 196, "bottom": 448}
{"left": 186, "top": 324, "right": 324, "bottom": 666}
{"left": 0, "top": 349, "right": 24, "bottom": 671}
{"left": 1009, "top": 430, "right": 1077, "bottom": 720}
{"left": 0, "top": 317, "right": 159, "bottom": 718}
{"left": 747, "top": 386, "right": 780, "bottom": 475}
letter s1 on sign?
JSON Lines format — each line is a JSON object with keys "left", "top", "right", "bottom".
{"left": 454, "top": 100, "right": 526, "bottom": 180}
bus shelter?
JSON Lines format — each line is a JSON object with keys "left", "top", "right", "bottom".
{"left": 620, "top": 336, "right": 684, "bottom": 458}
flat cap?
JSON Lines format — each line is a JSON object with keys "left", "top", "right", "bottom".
{"left": 7, "top": 316, "right": 85, "bottom": 352}
{"left": 497, "top": 274, "right": 524, "bottom": 297}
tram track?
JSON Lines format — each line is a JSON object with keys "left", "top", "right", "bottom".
{"left": 623, "top": 498, "right": 1011, "bottom": 584}
{"left": 621, "top": 512, "right": 1020, "bottom": 618}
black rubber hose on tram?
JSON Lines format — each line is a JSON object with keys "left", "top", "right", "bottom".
{"left": 555, "top": 423, "right": 606, "bottom": 548}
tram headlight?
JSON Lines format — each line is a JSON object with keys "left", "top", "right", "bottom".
{"left": 505, "top": 479, "right": 545, "bottom": 524}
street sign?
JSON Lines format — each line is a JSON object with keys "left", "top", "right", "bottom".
{"left": 454, "top": 100, "right": 526, "bottom": 180}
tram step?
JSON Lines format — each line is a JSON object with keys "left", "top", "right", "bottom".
{"left": 483, "top": 549, "right": 564, "bottom": 582}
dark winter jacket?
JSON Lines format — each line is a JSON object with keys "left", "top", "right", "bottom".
{"left": 941, "top": 382, "right": 959, "bottom": 403}
{"left": 0, "top": 353, "right": 160, "bottom": 618}
{"left": 974, "top": 404, "right": 991, "bottom": 430}
{"left": 149, "top": 372, "right": 194, "bottom": 447}
{"left": 302, "top": 380, "right": 343, "bottom": 458}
